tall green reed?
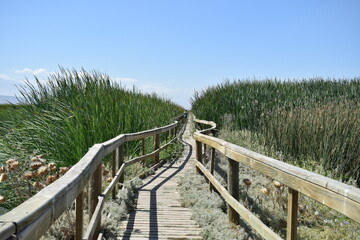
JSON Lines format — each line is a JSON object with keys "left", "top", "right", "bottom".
{"left": 261, "top": 101, "right": 360, "bottom": 183}
{"left": 192, "top": 78, "right": 360, "bottom": 130}
{"left": 0, "top": 68, "right": 183, "bottom": 166}
{"left": 191, "top": 78, "right": 360, "bottom": 185}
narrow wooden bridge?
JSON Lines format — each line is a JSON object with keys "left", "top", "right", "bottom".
{"left": 118, "top": 123, "right": 202, "bottom": 239}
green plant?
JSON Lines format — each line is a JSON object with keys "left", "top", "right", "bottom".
{"left": 0, "top": 104, "right": 23, "bottom": 136}
{"left": 261, "top": 101, "right": 360, "bottom": 183}
{"left": 192, "top": 78, "right": 360, "bottom": 130}
{"left": 0, "top": 67, "right": 183, "bottom": 211}
{"left": 215, "top": 128, "right": 360, "bottom": 239}
{"left": 1, "top": 68, "right": 183, "bottom": 167}
{"left": 191, "top": 78, "right": 360, "bottom": 184}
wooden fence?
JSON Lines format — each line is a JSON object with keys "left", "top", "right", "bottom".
{"left": 0, "top": 114, "right": 186, "bottom": 240}
{"left": 193, "top": 118, "right": 360, "bottom": 240}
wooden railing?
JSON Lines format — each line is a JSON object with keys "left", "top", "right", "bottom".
{"left": 193, "top": 117, "right": 360, "bottom": 240}
{"left": 0, "top": 114, "right": 186, "bottom": 240}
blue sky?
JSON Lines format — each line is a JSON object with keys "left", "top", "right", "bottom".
{"left": 0, "top": 1, "right": 359, "bottom": 108}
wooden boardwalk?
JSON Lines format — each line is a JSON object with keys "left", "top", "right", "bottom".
{"left": 118, "top": 122, "right": 203, "bottom": 240}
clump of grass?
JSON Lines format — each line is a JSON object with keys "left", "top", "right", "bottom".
{"left": 0, "top": 104, "right": 24, "bottom": 138}
{"left": 0, "top": 67, "right": 183, "bottom": 210}
{"left": 192, "top": 78, "right": 360, "bottom": 130}
{"left": 1, "top": 67, "right": 183, "bottom": 167}
{"left": 191, "top": 78, "right": 360, "bottom": 184}
{"left": 261, "top": 101, "right": 360, "bottom": 184}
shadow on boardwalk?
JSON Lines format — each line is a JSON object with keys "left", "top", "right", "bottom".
{"left": 120, "top": 123, "right": 202, "bottom": 240}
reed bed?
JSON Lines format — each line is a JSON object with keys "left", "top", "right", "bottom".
{"left": 191, "top": 78, "right": 360, "bottom": 184}
{"left": 261, "top": 101, "right": 360, "bottom": 183}
{"left": 1, "top": 68, "right": 183, "bottom": 165}
{"left": 0, "top": 68, "right": 183, "bottom": 210}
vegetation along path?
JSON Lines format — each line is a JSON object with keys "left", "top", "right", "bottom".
{"left": 118, "top": 121, "right": 203, "bottom": 240}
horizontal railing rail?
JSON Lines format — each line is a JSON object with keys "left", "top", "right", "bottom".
{"left": 0, "top": 114, "right": 186, "bottom": 240}
{"left": 193, "top": 117, "right": 360, "bottom": 240}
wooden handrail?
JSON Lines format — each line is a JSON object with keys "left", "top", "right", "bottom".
{"left": 193, "top": 117, "right": 360, "bottom": 240}
{"left": 0, "top": 115, "right": 186, "bottom": 240}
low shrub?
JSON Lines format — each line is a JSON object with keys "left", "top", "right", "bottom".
{"left": 41, "top": 178, "right": 142, "bottom": 240}
{"left": 178, "top": 168, "right": 259, "bottom": 240}
{"left": 0, "top": 155, "right": 69, "bottom": 210}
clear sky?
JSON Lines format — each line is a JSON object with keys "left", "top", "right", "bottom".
{"left": 1, "top": 0, "right": 359, "bottom": 109}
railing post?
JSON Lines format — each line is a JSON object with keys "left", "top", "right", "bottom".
{"left": 112, "top": 150, "right": 117, "bottom": 199}
{"left": 141, "top": 138, "right": 146, "bottom": 166}
{"left": 175, "top": 126, "right": 178, "bottom": 137}
{"left": 195, "top": 140, "right": 202, "bottom": 174}
{"left": 203, "top": 144, "right": 207, "bottom": 163}
{"left": 87, "top": 183, "right": 90, "bottom": 211}
{"left": 227, "top": 157, "right": 239, "bottom": 225}
{"left": 287, "top": 188, "right": 299, "bottom": 240}
{"left": 89, "top": 164, "right": 102, "bottom": 236}
{"left": 75, "top": 191, "right": 83, "bottom": 240}
{"left": 142, "top": 138, "right": 145, "bottom": 155}
{"left": 209, "top": 147, "right": 215, "bottom": 192}
{"left": 211, "top": 129, "right": 217, "bottom": 137}
{"left": 154, "top": 133, "right": 160, "bottom": 163}
{"left": 118, "top": 144, "right": 124, "bottom": 188}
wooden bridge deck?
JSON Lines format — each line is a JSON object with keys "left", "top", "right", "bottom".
{"left": 118, "top": 123, "right": 203, "bottom": 240}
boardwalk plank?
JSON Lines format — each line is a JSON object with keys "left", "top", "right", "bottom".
{"left": 118, "top": 122, "right": 203, "bottom": 240}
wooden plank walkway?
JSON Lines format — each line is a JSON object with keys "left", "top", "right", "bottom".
{"left": 118, "top": 122, "right": 203, "bottom": 240}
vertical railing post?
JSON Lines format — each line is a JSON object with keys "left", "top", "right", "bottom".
{"left": 141, "top": 138, "right": 146, "bottom": 166}
{"left": 142, "top": 138, "right": 145, "bottom": 155}
{"left": 154, "top": 133, "right": 160, "bottom": 163}
{"left": 118, "top": 144, "right": 124, "bottom": 188}
{"left": 195, "top": 140, "right": 202, "bottom": 174}
{"left": 209, "top": 147, "right": 215, "bottom": 192}
{"left": 287, "top": 188, "right": 299, "bottom": 240}
{"left": 211, "top": 129, "right": 216, "bottom": 137}
{"left": 89, "top": 164, "right": 102, "bottom": 234}
{"left": 203, "top": 144, "right": 207, "bottom": 163}
{"left": 75, "top": 191, "right": 83, "bottom": 240}
{"left": 112, "top": 151, "right": 117, "bottom": 199}
{"left": 86, "top": 183, "right": 90, "bottom": 212}
{"left": 227, "top": 157, "right": 239, "bottom": 225}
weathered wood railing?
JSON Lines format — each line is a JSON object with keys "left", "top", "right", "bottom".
{"left": 193, "top": 117, "right": 360, "bottom": 240}
{"left": 0, "top": 114, "right": 186, "bottom": 240}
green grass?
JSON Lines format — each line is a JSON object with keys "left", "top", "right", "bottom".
{"left": 192, "top": 78, "right": 360, "bottom": 130}
{"left": 0, "top": 68, "right": 184, "bottom": 166}
{"left": 0, "top": 104, "right": 23, "bottom": 136}
{"left": 215, "top": 128, "right": 360, "bottom": 240}
{"left": 261, "top": 101, "right": 360, "bottom": 182}
{"left": 0, "top": 67, "right": 183, "bottom": 210}
{"left": 191, "top": 78, "right": 360, "bottom": 184}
